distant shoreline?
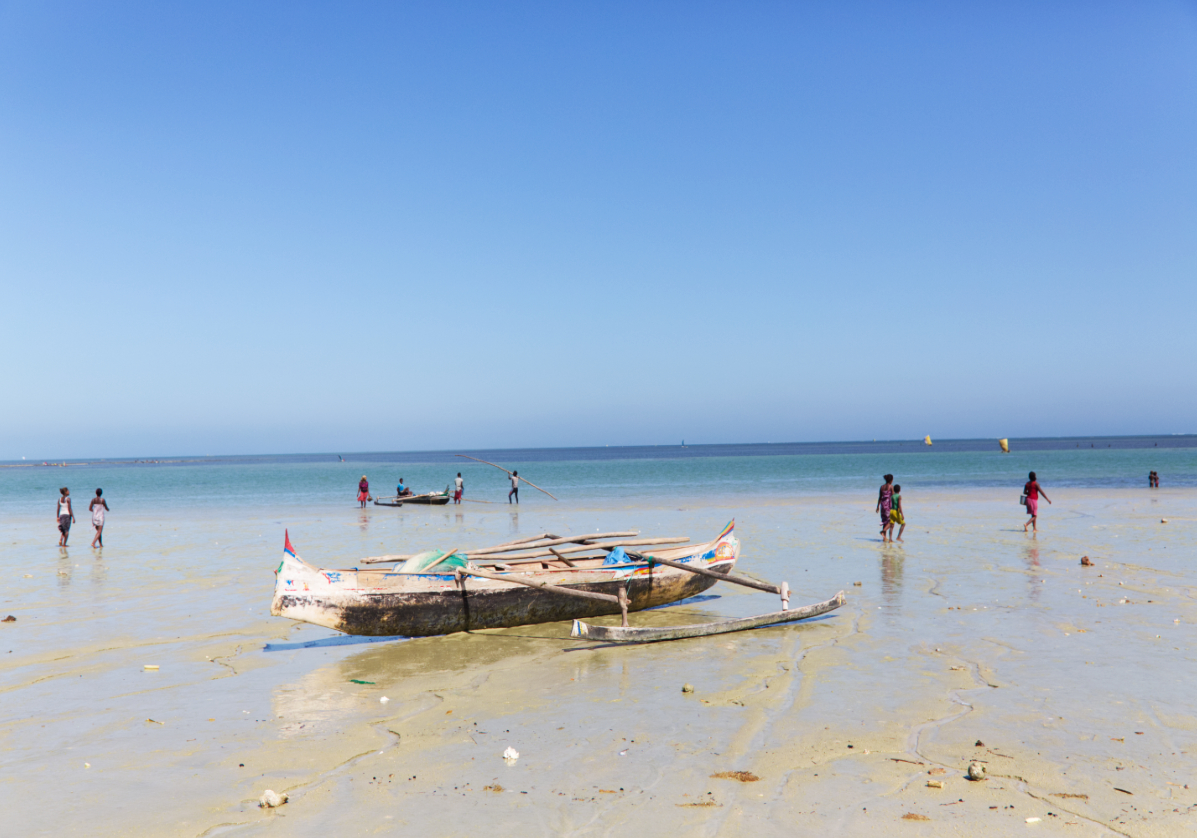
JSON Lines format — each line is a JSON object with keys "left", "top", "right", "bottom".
{"left": 0, "top": 458, "right": 207, "bottom": 469}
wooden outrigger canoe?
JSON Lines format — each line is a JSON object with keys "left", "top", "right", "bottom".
{"left": 374, "top": 490, "right": 451, "bottom": 507}
{"left": 270, "top": 523, "right": 742, "bottom": 637}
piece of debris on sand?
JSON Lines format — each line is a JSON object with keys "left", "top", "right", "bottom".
{"left": 711, "top": 771, "right": 759, "bottom": 782}
{"left": 902, "top": 813, "right": 930, "bottom": 821}
{"left": 259, "top": 790, "right": 288, "bottom": 808}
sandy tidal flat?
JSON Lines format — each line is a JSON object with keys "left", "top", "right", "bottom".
{"left": 1, "top": 488, "right": 1195, "bottom": 836}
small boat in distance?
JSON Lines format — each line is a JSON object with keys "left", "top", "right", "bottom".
{"left": 924, "top": 435, "right": 932, "bottom": 446}
{"left": 374, "top": 489, "right": 451, "bottom": 507}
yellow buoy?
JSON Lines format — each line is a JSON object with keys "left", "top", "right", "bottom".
{"left": 924, "top": 435, "right": 932, "bottom": 446}
{"left": 999, "top": 438, "right": 1010, "bottom": 453}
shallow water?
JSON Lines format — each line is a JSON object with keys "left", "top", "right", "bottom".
{"left": 2, "top": 435, "right": 1196, "bottom": 517}
{"left": 2, "top": 446, "right": 1196, "bottom": 835}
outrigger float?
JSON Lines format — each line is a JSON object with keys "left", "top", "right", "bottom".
{"left": 270, "top": 522, "right": 844, "bottom": 641}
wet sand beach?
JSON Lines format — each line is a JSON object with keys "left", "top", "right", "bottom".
{"left": 2, "top": 487, "right": 1195, "bottom": 836}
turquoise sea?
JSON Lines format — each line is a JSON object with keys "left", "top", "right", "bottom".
{"left": 1, "top": 435, "right": 1194, "bottom": 516}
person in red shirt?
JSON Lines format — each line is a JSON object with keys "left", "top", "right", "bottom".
{"left": 1023, "top": 471, "right": 1051, "bottom": 533}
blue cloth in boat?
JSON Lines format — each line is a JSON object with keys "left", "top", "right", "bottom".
{"left": 604, "top": 547, "right": 628, "bottom": 565}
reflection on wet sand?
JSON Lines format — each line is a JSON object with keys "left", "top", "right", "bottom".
{"left": 89, "top": 556, "right": 106, "bottom": 591}
{"left": 879, "top": 546, "right": 903, "bottom": 614}
{"left": 1022, "top": 542, "right": 1041, "bottom": 603}
{"left": 56, "top": 550, "right": 72, "bottom": 588}
{"left": 271, "top": 628, "right": 596, "bottom": 734}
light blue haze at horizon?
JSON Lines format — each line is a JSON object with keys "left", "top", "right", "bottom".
{"left": 1, "top": 1, "right": 1194, "bottom": 459}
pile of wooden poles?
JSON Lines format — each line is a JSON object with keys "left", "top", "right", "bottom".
{"left": 359, "top": 531, "right": 689, "bottom": 566}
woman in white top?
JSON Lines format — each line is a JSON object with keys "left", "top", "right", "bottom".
{"left": 90, "top": 488, "right": 110, "bottom": 548}
{"left": 56, "top": 487, "right": 75, "bottom": 546}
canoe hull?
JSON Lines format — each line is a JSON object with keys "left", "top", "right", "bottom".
{"left": 374, "top": 494, "right": 451, "bottom": 507}
{"left": 402, "top": 495, "right": 450, "bottom": 505}
{"left": 272, "top": 569, "right": 720, "bottom": 637}
{"left": 271, "top": 525, "right": 739, "bottom": 637}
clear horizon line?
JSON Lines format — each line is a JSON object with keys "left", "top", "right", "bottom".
{"left": 4, "top": 432, "right": 1195, "bottom": 464}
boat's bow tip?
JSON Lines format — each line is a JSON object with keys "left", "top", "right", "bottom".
{"left": 570, "top": 620, "right": 586, "bottom": 638}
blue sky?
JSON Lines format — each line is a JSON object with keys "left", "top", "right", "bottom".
{"left": 2, "top": 1, "right": 1195, "bottom": 458}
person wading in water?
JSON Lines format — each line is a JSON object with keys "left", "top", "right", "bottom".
{"left": 875, "top": 474, "right": 894, "bottom": 541}
{"left": 889, "top": 484, "right": 906, "bottom": 543}
{"left": 1023, "top": 471, "right": 1052, "bottom": 533}
{"left": 56, "top": 487, "right": 75, "bottom": 547}
{"left": 90, "top": 488, "right": 110, "bottom": 548}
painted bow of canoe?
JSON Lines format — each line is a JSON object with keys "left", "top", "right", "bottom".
{"left": 570, "top": 591, "right": 846, "bottom": 643}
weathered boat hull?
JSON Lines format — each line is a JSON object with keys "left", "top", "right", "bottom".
{"left": 271, "top": 525, "right": 739, "bottom": 637}
{"left": 373, "top": 493, "right": 451, "bottom": 507}
{"left": 273, "top": 569, "right": 721, "bottom": 636}
{"left": 401, "top": 494, "right": 450, "bottom": 505}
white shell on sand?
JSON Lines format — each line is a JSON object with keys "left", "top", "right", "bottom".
{"left": 380, "top": 696, "right": 390, "bottom": 703}
{"left": 502, "top": 746, "right": 519, "bottom": 763}
{"left": 259, "top": 789, "right": 288, "bottom": 808}
{"left": 966, "top": 761, "right": 986, "bottom": 781}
